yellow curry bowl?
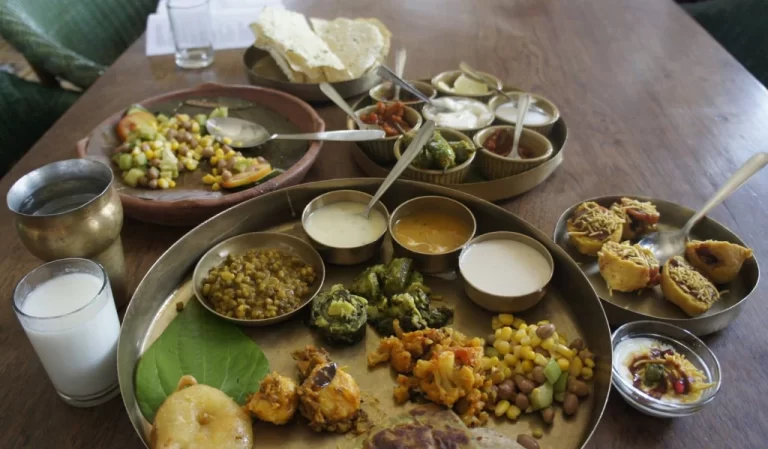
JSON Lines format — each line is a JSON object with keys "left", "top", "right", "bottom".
{"left": 347, "top": 105, "right": 423, "bottom": 165}
{"left": 431, "top": 69, "right": 502, "bottom": 102}
{"left": 393, "top": 127, "right": 476, "bottom": 185}
{"left": 369, "top": 80, "right": 437, "bottom": 112}
{"left": 473, "top": 125, "right": 553, "bottom": 180}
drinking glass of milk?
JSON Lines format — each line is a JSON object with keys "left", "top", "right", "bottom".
{"left": 13, "top": 258, "right": 121, "bottom": 407}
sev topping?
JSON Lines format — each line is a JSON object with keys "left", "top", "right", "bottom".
{"left": 627, "top": 343, "right": 715, "bottom": 402}
{"left": 568, "top": 202, "right": 623, "bottom": 239}
{"left": 666, "top": 256, "right": 719, "bottom": 305}
{"left": 601, "top": 241, "right": 659, "bottom": 269}
{"left": 611, "top": 198, "right": 660, "bottom": 224}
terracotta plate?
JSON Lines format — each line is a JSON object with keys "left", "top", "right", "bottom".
{"left": 77, "top": 83, "right": 324, "bottom": 226}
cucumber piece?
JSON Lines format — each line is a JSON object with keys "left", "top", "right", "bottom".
{"left": 554, "top": 372, "right": 568, "bottom": 394}
{"left": 126, "top": 104, "right": 150, "bottom": 116}
{"left": 530, "top": 382, "right": 554, "bottom": 411}
{"left": 544, "top": 359, "right": 562, "bottom": 384}
{"left": 133, "top": 152, "right": 148, "bottom": 167}
{"left": 123, "top": 168, "right": 146, "bottom": 187}
{"left": 118, "top": 153, "right": 133, "bottom": 171}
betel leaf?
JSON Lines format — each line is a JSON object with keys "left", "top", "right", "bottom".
{"left": 135, "top": 300, "right": 269, "bottom": 422}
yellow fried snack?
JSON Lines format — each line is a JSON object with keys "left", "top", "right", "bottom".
{"left": 245, "top": 372, "right": 299, "bottom": 425}
{"left": 151, "top": 376, "right": 253, "bottom": 449}
{"left": 567, "top": 202, "right": 623, "bottom": 256}
{"left": 685, "top": 240, "right": 753, "bottom": 284}
{"left": 610, "top": 197, "right": 660, "bottom": 240}
{"left": 598, "top": 241, "right": 660, "bottom": 292}
{"left": 661, "top": 256, "right": 720, "bottom": 317}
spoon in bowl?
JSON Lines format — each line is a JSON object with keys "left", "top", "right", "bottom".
{"left": 206, "top": 117, "right": 385, "bottom": 148}
{"left": 459, "top": 61, "right": 548, "bottom": 115}
{"left": 319, "top": 82, "right": 379, "bottom": 131}
{"left": 509, "top": 93, "right": 531, "bottom": 159}
{"left": 639, "top": 152, "right": 768, "bottom": 263}
{"left": 363, "top": 120, "right": 436, "bottom": 218}
{"left": 376, "top": 66, "right": 452, "bottom": 114}
{"left": 393, "top": 48, "right": 407, "bottom": 101}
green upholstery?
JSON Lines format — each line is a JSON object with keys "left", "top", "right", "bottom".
{"left": 683, "top": 0, "right": 768, "bottom": 87}
{"left": 0, "top": 0, "right": 158, "bottom": 89}
{"left": 0, "top": 72, "right": 79, "bottom": 176}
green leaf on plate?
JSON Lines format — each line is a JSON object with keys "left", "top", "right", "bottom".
{"left": 135, "top": 300, "right": 269, "bottom": 422}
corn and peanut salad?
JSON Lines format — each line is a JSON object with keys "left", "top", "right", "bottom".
{"left": 112, "top": 107, "right": 274, "bottom": 191}
{"left": 482, "top": 313, "right": 595, "bottom": 429}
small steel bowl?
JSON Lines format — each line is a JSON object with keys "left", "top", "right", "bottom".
{"left": 473, "top": 125, "right": 554, "bottom": 179}
{"left": 192, "top": 232, "right": 326, "bottom": 326}
{"left": 421, "top": 96, "right": 495, "bottom": 136}
{"left": 389, "top": 196, "right": 476, "bottom": 273}
{"left": 369, "top": 80, "right": 438, "bottom": 112}
{"left": 301, "top": 190, "right": 390, "bottom": 265}
{"left": 488, "top": 91, "right": 560, "bottom": 136}
{"left": 459, "top": 231, "right": 554, "bottom": 313}
{"left": 431, "top": 69, "right": 502, "bottom": 101}
{"left": 611, "top": 321, "right": 721, "bottom": 418}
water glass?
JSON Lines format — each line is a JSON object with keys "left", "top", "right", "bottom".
{"left": 13, "top": 258, "right": 121, "bottom": 407}
{"left": 167, "top": 0, "right": 215, "bottom": 69}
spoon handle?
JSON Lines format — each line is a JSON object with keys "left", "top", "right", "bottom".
{"left": 272, "top": 129, "right": 385, "bottom": 141}
{"left": 510, "top": 94, "right": 530, "bottom": 159}
{"left": 377, "top": 65, "right": 433, "bottom": 104}
{"left": 365, "top": 121, "right": 436, "bottom": 215}
{"left": 683, "top": 152, "right": 768, "bottom": 234}
{"left": 393, "top": 48, "right": 407, "bottom": 101}
{"left": 319, "top": 82, "right": 368, "bottom": 129}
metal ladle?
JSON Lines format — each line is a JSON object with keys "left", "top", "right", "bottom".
{"left": 362, "top": 120, "right": 436, "bottom": 217}
{"left": 206, "top": 117, "right": 385, "bottom": 149}
{"left": 639, "top": 152, "right": 768, "bottom": 263}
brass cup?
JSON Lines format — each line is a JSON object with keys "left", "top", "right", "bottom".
{"left": 7, "top": 159, "right": 127, "bottom": 308}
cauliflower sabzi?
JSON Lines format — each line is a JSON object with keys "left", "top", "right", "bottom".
{"left": 368, "top": 321, "right": 490, "bottom": 427}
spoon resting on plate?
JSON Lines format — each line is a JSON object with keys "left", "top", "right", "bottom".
{"left": 362, "top": 120, "right": 436, "bottom": 218}
{"left": 206, "top": 117, "right": 385, "bottom": 149}
{"left": 639, "top": 152, "right": 768, "bottom": 263}
{"left": 319, "top": 82, "right": 379, "bottom": 131}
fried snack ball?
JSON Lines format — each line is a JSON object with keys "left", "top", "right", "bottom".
{"left": 567, "top": 202, "right": 623, "bottom": 256}
{"left": 661, "top": 256, "right": 720, "bottom": 317}
{"left": 598, "top": 241, "right": 660, "bottom": 292}
{"left": 685, "top": 240, "right": 753, "bottom": 284}
{"left": 245, "top": 372, "right": 299, "bottom": 425}
{"left": 151, "top": 375, "right": 253, "bottom": 449}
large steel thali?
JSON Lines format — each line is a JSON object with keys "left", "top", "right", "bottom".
{"left": 118, "top": 179, "right": 613, "bottom": 449}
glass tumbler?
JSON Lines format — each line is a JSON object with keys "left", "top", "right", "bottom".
{"left": 167, "top": 0, "right": 215, "bottom": 69}
{"left": 13, "top": 258, "right": 121, "bottom": 407}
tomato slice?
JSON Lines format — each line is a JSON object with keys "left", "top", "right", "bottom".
{"left": 116, "top": 111, "right": 157, "bottom": 142}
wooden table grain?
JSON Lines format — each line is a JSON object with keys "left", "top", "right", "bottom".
{"left": 2, "top": 0, "right": 767, "bottom": 448}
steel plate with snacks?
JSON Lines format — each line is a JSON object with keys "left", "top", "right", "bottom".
{"left": 553, "top": 195, "right": 759, "bottom": 336}
{"left": 119, "top": 179, "right": 611, "bottom": 449}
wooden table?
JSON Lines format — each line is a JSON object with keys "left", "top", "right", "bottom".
{"left": 2, "top": 0, "right": 767, "bottom": 448}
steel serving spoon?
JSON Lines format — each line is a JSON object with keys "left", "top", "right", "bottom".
{"left": 206, "top": 117, "right": 384, "bottom": 148}
{"left": 393, "top": 48, "right": 407, "bottom": 101}
{"left": 639, "top": 152, "right": 768, "bottom": 263}
{"left": 319, "top": 82, "right": 379, "bottom": 131}
{"left": 459, "top": 61, "right": 548, "bottom": 115}
{"left": 510, "top": 93, "right": 530, "bottom": 160}
{"left": 376, "top": 66, "right": 452, "bottom": 114}
{"left": 363, "top": 120, "right": 436, "bottom": 217}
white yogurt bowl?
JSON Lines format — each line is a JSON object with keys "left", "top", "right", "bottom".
{"left": 459, "top": 231, "right": 554, "bottom": 312}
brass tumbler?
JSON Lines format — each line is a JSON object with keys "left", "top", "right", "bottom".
{"left": 7, "top": 159, "right": 128, "bottom": 308}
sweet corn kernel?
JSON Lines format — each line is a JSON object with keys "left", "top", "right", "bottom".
{"left": 489, "top": 356, "right": 500, "bottom": 367}
{"left": 484, "top": 347, "right": 499, "bottom": 359}
{"left": 557, "top": 358, "right": 570, "bottom": 372}
{"left": 224, "top": 151, "right": 235, "bottom": 160}
{"left": 491, "top": 317, "right": 502, "bottom": 330}
{"left": 514, "top": 362, "right": 524, "bottom": 375}
{"left": 150, "top": 141, "right": 162, "bottom": 150}
{"left": 212, "top": 182, "right": 221, "bottom": 191}
{"left": 131, "top": 148, "right": 141, "bottom": 156}
{"left": 537, "top": 320, "right": 550, "bottom": 326}
{"left": 513, "top": 345, "right": 522, "bottom": 358}
{"left": 504, "top": 353, "right": 518, "bottom": 367}
{"left": 157, "top": 178, "right": 169, "bottom": 189}
{"left": 212, "top": 168, "right": 219, "bottom": 176}
{"left": 168, "top": 180, "right": 176, "bottom": 188}
{"left": 215, "top": 148, "right": 225, "bottom": 157}
{"left": 499, "top": 326, "right": 514, "bottom": 341}
{"left": 521, "top": 346, "right": 536, "bottom": 361}
{"left": 184, "top": 161, "right": 198, "bottom": 171}
{"left": 193, "top": 153, "right": 202, "bottom": 161}
{"left": 481, "top": 357, "right": 494, "bottom": 370}
{"left": 210, "top": 156, "right": 219, "bottom": 165}
{"left": 222, "top": 137, "right": 233, "bottom": 144}
{"left": 202, "top": 174, "right": 215, "bottom": 184}
{"left": 570, "top": 356, "right": 583, "bottom": 377}
{"left": 506, "top": 404, "right": 522, "bottom": 420}
{"left": 514, "top": 329, "right": 527, "bottom": 343}
{"left": 494, "top": 328, "right": 503, "bottom": 341}
{"left": 494, "top": 340, "right": 511, "bottom": 356}
{"left": 214, "top": 176, "right": 223, "bottom": 183}
{"left": 518, "top": 323, "right": 528, "bottom": 331}
{"left": 512, "top": 317, "right": 526, "bottom": 329}
{"left": 142, "top": 149, "right": 153, "bottom": 160}
{"left": 521, "top": 360, "right": 534, "bottom": 373}
{"left": 555, "top": 344, "right": 573, "bottom": 359}
{"left": 503, "top": 365, "right": 512, "bottom": 379}
{"left": 530, "top": 335, "right": 542, "bottom": 348}
{"left": 558, "top": 335, "right": 568, "bottom": 345}
{"left": 178, "top": 113, "right": 190, "bottom": 121}
{"left": 191, "top": 121, "right": 200, "bottom": 133}
{"left": 498, "top": 313, "right": 515, "bottom": 326}
{"left": 171, "top": 140, "right": 179, "bottom": 150}
{"left": 532, "top": 428, "right": 543, "bottom": 439}
{"left": 581, "top": 367, "right": 593, "bottom": 380}
{"left": 534, "top": 353, "right": 548, "bottom": 367}
{"left": 584, "top": 358, "right": 595, "bottom": 368}
{"left": 541, "top": 338, "right": 555, "bottom": 351}
{"left": 495, "top": 400, "right": 511, "bottom": 417}
{"left": 527, "top": 325, "right": 538, "bottom": 336}
{"left": 491, "top": 368, "right": 505, "bottom": 384}
{"left": 521, "top": 336, "right": 532, "bottom": 346}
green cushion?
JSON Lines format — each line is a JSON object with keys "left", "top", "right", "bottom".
{"left": 0, "top": 72, "right": 79, "bottom": 176}
{"left": 0, "top": 0, "right": 159, "bottom": 88}
{"left": 684, "top": 0, "right": 768, "bottom": 87}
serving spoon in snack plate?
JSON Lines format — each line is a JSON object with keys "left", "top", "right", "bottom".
{"left": 205, "top": 116, "right": 385, "bottom": 149}
{"left": 362, "top": 120, "right": 436, "bottom": 218}
{"left": 459, "top": 61, "right": 548, "bottom": 116}
{"left": 319, "top": 82, "right": 380, "bottom": 131}
{"left": 638, "top": 152, "right": 768, "bottom": 263}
